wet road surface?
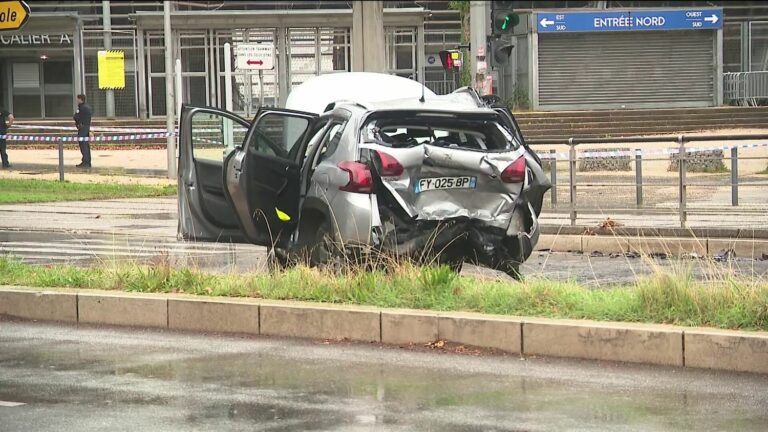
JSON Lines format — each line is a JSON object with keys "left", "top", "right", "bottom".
{"left": 0, "top": 321, "right": 767, "bottom": 431}
{"left": 1, "top": 229, "right": 767, "bottom": 286}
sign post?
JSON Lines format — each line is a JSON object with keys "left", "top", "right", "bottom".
{"left": 235, "top": 43, "right": 275, "bottom": 110}
{"left": 0, "top": 1, "right": 29, "bottom": 32}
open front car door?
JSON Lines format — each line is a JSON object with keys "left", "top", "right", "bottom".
{"left": 224, "top": 109, "right": 318, "bottom": 248}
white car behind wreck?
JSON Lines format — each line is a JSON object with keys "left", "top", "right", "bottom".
{"left": 178, "top": 72, "right": 550, "bottom": 277}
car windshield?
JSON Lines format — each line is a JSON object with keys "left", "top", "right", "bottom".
{"left": 362, "top": 112, "right": 519, "bottom": 151}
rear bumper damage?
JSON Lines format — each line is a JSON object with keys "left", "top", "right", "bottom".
{"left": 375, "top": 198, "right": 539, "bottom": 268}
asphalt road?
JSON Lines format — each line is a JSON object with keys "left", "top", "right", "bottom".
{"left": 1, "top": 321, "right": 767, "bottom": 432}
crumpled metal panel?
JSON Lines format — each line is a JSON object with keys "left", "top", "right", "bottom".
{"left": 362, "top": 143, "right": 526, "bottom": 229}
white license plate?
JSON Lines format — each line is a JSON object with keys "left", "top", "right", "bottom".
{"left": 415, "top": 176, "right": 477, "bottom": 193}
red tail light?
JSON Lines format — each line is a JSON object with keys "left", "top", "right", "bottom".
{"left": 338, "top": 161, "right": 373, "bottom": 193}
{"left": 500, "top": 157, "right": 526, "bottom": 183}
{"left": 375, "top": 151, "right": 404, "bottom": 177}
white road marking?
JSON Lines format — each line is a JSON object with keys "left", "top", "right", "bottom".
{"left": 0, "top": 401, "right": 26, "bottom": 407}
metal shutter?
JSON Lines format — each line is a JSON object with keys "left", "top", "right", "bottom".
{"left": 538, "top": 31, "right": 715, "bottom": 110}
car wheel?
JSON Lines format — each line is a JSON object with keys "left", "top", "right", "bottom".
{"left": 309, "top": 220, "right": 339, "bottom": 268}
{"left": 501, "top": 261, "right": 522, "bottom": 280}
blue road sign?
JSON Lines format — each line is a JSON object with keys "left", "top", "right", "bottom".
{"left": 537, "top": 9, "right": 722, "bottom": 33}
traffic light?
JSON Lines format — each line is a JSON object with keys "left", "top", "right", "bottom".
{"left": 492, "top": 1, "right": 519, "bottom": 35}
{"left": 491, "top": 36, "right": 515, "bottom": 65}
{"left": 438, "top": 49, "right": 463, "bottom": 71}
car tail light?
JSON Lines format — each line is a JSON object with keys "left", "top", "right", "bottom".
{"left": 375, "top": 150, "right": 404, "bottom": 177}
{"left": 338, "top": 161, "right": 373, "bottom": 193}
{"left": 500, "top": 157, "right": 526, "bottom": 183}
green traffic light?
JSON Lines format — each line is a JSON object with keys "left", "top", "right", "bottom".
{"left": 501, "top": 16, "right": 510, "bottom": 30}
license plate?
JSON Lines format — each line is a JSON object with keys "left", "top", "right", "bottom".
{"left": 415, "top": 176, "right": 476, "bottom": 193}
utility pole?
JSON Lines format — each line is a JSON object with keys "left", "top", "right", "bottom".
{"left": 102, "top": 1, "right": 115, "bottom": 118}
{"left": 351, "top": 0, "right": 385, "bottom": 72}
{"left": 164, "top": 1, "right": 176, "bottom": 178}
{"left": 470, "top": 1, "right": 488, "bottom": 95}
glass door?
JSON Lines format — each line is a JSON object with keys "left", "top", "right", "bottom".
{"left": 42, "top": 61, "right": 74, "bottom": 117}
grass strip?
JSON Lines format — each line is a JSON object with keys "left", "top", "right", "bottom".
{"left": 0, "top": 257, "right": 766, "bottom": 331}
{"left": 0, "top": 178, "right": 176, "bottom": 203}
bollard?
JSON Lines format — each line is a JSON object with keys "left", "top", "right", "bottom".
{"left": 731, "top": 146, "right": 738, "bottom": 206}
{"left": 635, "top": 148, "right": 642, "bottom": 207}
{"left": 58, "top": 140, "right": 64, "bottom": 182}
{"left": 568, "top": 138, "right": 576, "bottom": 226}
{"left": 677, "top": 135, "right": 687, "bottom": 228}
{"left": 550, "top": 149, "right": 557, "bottom": 207}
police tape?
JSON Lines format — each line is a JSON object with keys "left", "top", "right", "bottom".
{"left": 10, "top": 124, "right": 169, "bottom": 133}
{"left": 537, "top": 142, "right": 768, "bottom": 160}
{"left": 10, "top": 124, "right": 221, "bottom": 133}
{"left": 0, "top": 132, "right": 175, "bottom": 142}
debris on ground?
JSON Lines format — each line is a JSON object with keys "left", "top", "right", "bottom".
{"left": 649, "top": 252, "right": 669, "bottom": 260}
{"left": 682, "top": 252, "right": 702, "bottom": 260}
{"left": 714, "top": 249, "right": 737, "bottom": 262}
{"left": 589, "top": 251, "right": 604, "bottom": 257}
{"left": 624, "top": 251, "right": 640, "bottom": 258}
{"left": 425, "top": 340, "right": 446, "bottom": 349}
{"left": 598, "top": 217, "right": 624, "bottom": 229}
{"left": 761, "top": 253, "right": 768, "bottom": 261}
{"left": 609, "top": 252, "right": 622, "bottom": 258}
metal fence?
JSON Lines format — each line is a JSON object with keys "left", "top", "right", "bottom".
{"left": 529, "top": 134, "right": 768, "bottom": 229}
{"left": 723, "top": 71, "right": 768, "bottom": 106}
{"left": 425, "top": 79, "right": 457, "bottom": 95}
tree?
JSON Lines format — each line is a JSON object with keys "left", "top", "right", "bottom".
{"left": 448, "top": 0, "right": 472, "bottom": 88}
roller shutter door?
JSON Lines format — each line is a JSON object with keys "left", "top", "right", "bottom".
{"left": 538, "top": 31, "right": 715, "bottom": 110}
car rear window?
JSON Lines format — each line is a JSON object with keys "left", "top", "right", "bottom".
{"left": 362, "top": 112, "right": 519, "bottom": 151}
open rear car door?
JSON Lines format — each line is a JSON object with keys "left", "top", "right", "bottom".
{"left": 178, "top": 105, "right": 250, "bottom": 242}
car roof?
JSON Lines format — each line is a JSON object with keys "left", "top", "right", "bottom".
{"left": 338, "top": 90, "right": 497, "bottom": 116}
{"left": 285, "top": 72, "right": 437, "bottom": 115}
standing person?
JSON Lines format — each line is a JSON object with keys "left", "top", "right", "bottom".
{"left": 73, "top": 94, "right": 92, "bottom": 168}
{"left": 0, "top": 106, "right": 14, "bottom": 168}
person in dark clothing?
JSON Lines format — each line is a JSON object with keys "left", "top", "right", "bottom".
{"left": 73, "top": 94, "right": 92, "bottom": 168}
{"left": 0, "top": 106, "right": 14, "bottom": 168}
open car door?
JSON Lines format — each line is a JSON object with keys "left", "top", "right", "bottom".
{"left": 178, "top": 105, "right": 250, "bottom": 242}
{"left": 224, "top": 109, "right": 318, "bottom": 248}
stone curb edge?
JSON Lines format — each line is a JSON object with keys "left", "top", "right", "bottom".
{"left": 1, "top": 287, "right": 766, "bottom": 375}
{"left": 537, "top": 234, "right": 768, "bottom": 258}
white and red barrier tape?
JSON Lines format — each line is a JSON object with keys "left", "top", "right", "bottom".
{"left": 537, "top": 142, "right": 768, "bottom": 160}
{"left": 0, "top": 132, "right": 175, "bottom": 142}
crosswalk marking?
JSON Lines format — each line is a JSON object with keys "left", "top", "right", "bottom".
{"left": 0, "top": 236, "right": 266, "bottom": 268}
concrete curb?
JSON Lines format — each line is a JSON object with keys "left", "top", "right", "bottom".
{"left": 1, "top": 286, "right": 767, "bottom": 375}
{"left": 537, "top": 234, "right": 768, "bottom": 258}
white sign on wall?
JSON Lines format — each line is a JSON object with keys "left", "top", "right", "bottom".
{"left": 235, "top": 43, "right": 275, "bottom": 70}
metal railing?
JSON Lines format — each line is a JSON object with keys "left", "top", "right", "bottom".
{"left": 529, "top": 134, "right": 768, "bottom": 229}
{"left": 425, "top": 79, "right": 457, "bottom": 95}
{"left": 723, "top": 71, "right": 768, "bottom": 106}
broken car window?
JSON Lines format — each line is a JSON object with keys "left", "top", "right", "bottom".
{"left": 362, "top": 112, "right": 519, "bottom": 151}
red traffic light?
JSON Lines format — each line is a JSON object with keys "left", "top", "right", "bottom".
{"left": 438, "top": 50, "right": 462, "bottom": 71}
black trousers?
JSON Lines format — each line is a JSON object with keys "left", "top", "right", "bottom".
{"left": 0, "top": 137, "right": 8, "bottom": 166}
{"left": 78, "top": 130, "right": 91, "bottom": 165}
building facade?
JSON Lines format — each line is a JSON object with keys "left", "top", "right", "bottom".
{"left": 0, "top": 1, "right": 463, "bottom": 119}
{"left": 0, "top": 1, "right": 766, "bottom": 119}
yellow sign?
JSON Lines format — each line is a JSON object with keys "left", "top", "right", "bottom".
{"left": 97, "top": 50, "right": 125, "bottom": 90}
{"left": 0, "top": 1, "right": 30, "bottom": 32}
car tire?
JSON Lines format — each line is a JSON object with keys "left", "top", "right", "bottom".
{"left": 502, "top": 261, "right": 522, "bottom": 280}
{"left": 309, "top": 220, "right": 339, "bottom": 268}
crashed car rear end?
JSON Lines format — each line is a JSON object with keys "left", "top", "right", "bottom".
{"left": 350, "top": 102, "right": 550, "bottom": 277}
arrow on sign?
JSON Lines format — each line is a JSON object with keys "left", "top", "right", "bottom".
{"left": 540, "top": 18, "right": 555, "bottom": 28}
{"left": 0, "top": 0, "right": 30, "bottom": 32}
{"left": 704, "top": 14, "right": 718, "bottom": 24}
{"left": 246, "top": 60, "right": 264, "bottom": 66}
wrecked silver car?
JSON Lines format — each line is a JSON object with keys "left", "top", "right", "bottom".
{"left": 178, "top": 74, "right": 550, "bottom": 277}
